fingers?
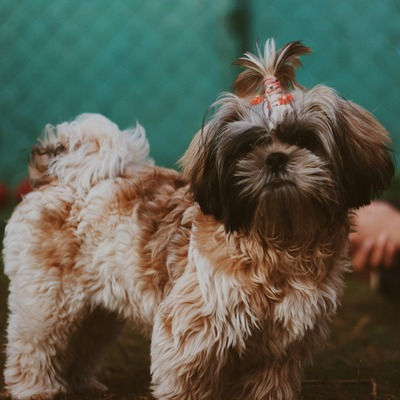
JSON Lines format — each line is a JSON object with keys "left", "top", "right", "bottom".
{"left": 349, "top": 202, "right": 400, "bottom": 272}
{"left": 351, "top": 234, "right": 398, "bottom": 271}
{"left": 351, "top": 237, "right": 373, "bottom": 272}
{"left": 382, "top": 238, "right": 397, "bottom": 268}
{"left": 369, "top": 233, "right": 388, "bottom": 269}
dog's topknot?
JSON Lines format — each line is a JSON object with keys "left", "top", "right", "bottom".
{"left": 232, "top": 39, "right": 311, "bottom": 98}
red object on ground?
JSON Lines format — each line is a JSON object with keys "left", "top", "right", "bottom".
{"left": 15, "top": 178, "right": 32, "bottom": 201}
{"left": 0, "top": 183, "right": 9, "bottom": 209}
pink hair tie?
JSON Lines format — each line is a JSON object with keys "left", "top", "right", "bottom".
{"left": 250, "top": 76, "right": 293, "bottom": 109}
{"left": 264, "top": 76, "right": 282, "bottom": 96}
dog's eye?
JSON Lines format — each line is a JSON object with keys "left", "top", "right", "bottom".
{"left": 230, "top": 128, "right": 270, "bottom": 155}
{"left": 293, "top": 132, "right": 320, "bottom": 152}
{"left": 294, "top": 134, "right": 310, "bottom": 147}
{"left": 275, "top": 123, "right": 321, "bottom": 153}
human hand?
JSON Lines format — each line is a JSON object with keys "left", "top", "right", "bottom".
{"left": 349, "top": 201, "right": 400, "bottom": 271}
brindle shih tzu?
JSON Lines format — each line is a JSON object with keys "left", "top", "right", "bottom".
{"left": 3, "top": 39, "right": 394, "bottom": 399}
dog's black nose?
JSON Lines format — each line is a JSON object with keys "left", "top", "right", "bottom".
{"left": 265, "top": 152, "right": 289, "bottom": 171}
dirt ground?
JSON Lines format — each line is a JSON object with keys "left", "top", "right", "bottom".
{"left": 0, "top": 210, "right": 399, "bottom": 400}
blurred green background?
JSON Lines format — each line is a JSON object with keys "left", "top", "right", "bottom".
{"left": 1, "top": 0, "right": 399, "bottom": 189}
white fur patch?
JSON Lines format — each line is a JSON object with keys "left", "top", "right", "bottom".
{"left": 41, "top": 113, "right": 154, "bottom": 194}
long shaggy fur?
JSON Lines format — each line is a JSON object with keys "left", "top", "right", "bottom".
{"left": 3, "top": 40, "right": 394, "bottom": 400}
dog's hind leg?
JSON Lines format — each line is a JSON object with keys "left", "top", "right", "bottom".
{"left": 64, "top": 306, "right": 125, "bottom": 393}
{"left": 4, "top": 281, "right": 89, "bottom": 400}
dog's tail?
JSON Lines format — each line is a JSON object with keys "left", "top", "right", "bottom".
{"left": 29, "top": 113, "right": 154, "bottom": 193}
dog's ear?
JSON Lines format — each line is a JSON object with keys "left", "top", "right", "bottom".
{"left": 181, "top": 97, "right": 246, "bottom": 225}
{"left": 180, "top": 128, "right": 224, "bottom": 221}
{"left": 336, "top": 99, "right": 395, "bottom": 209}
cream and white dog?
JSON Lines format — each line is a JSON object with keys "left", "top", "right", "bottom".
{"left": 3, "top": 40, "right": 394, "bottom": 399}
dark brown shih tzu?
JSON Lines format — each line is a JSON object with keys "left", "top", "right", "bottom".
{"left": 3, "top": 39, "right": 394, "bottom": 400}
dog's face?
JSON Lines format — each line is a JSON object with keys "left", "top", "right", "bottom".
{"left": 181, "top": 42, "right": 394, "bottom": 239}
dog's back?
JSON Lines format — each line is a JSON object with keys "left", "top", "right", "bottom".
{"left": 3, "top": 113, "right": 172, "bottom": 286}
